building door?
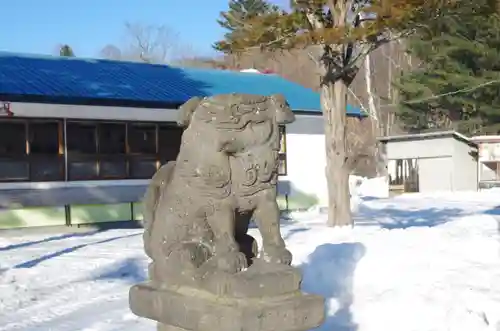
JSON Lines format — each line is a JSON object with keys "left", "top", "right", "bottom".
{"left": 418, "top": 157, "right": 452, "bottom": 192}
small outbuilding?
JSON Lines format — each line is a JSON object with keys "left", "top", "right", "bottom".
{"left": 379, "top": 131, "right": 478, "bottom": 194}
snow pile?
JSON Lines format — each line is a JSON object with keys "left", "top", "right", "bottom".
{"left": 350, "top": 175, "right": 389, "bottom": 198}
{"left": 348, "top": 175, "right": 389, "bottom": 212}
{"left": 357, "top": 176, "right": 389, "bottom": 198}
{"left": 312, "top": 176, "right": 388, "bottom": 213}
{"left": 0, "top": 190, "right": 499, "bottom": 330}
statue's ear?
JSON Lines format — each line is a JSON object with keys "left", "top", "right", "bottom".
{"left": 177, "top": 97, "right": 202, "bottom": 127}
{"left": 270, "top": 94, "right": 295, "bottom": 124}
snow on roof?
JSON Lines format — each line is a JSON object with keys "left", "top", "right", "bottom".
{"left": 378, "top": 130, "right": 476, "bottom": 147}
{"left": 470, "top": 135, "right": 500, "bottom": 142}
{"left": 240, "top": 68, "right": 261, "bottom": 73}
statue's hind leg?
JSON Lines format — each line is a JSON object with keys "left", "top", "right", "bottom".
{"left": 147, "top": 212, "right": 213, "bottom": 285}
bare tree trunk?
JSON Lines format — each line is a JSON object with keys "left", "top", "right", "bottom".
{"left": 363, "top": 53, "right": 387, "bottom": 177}
{"left": 322, "top": 80, "right": 352, "bottom": 227}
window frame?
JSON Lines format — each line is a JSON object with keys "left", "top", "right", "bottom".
{"left": 0, "top": 118, "right": 65, "bottom": 182}
{"left": 278, "top": 125, "right": 288, "bottom": 176}
{"left": 66, "top": 120, "right": 99, "bottom": 181}
{"left": 0, "top": 118, "right": 185, "bottom": 182}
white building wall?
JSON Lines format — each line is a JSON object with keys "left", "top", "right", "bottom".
{"left": 280, "top": 114, "right": 328, "bottom": 205}
{"left": 386, "top": 137, "right": 454, "bottom": 159}
{"left": 452, "top": 139, "right": 478, "bottom": 191}
{"left": 479, "top": 164, "right": 496, "bottom": 181}
{"left": 418, "top": 157, "right": 453, "bottom": 192}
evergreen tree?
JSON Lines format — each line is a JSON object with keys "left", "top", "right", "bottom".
{"left": 59, "top": 44, "right": 75, "bottom": 57}
{"left": 213, "top": 0, "right": 280, "bottom": 51}
{"left": 396, "top": 0, "right": 500, "bottom": 134}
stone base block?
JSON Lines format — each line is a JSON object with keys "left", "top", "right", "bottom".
{"left": 196, "top": 259, "right": 303, "bottom": 298}
{"left": 130, "top": 283, "right": 325, "bottom": 331}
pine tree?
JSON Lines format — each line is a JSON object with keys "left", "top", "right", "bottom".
{"left": 396, "top": 0, "right": 500, "bottom": 135}
{"left": 59, "top": 44, "right": 75, "bottom": 57}
{"left": 215, "top": 0, "right": 458, "bottom": 227}
{"left": 213, "top": 0, "right": 280, "bottom": 51}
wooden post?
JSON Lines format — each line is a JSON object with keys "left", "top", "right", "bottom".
{"left": 125, "top": 123, "right": 130, "bottom": 177}
{"left": 24, "top": 120, "right": 30, "bottom": 155}
{"left": 58, "top": 120, "right": 65, "bottom": 180}
{"left": 25, "top": 120, "right": 30, "bottom": 180}
{"left": 155, "top": 124, "right": 160, "bottom": 171}
{"left": 63, "top": 119, "right": 68, "bottom": 181}
{"left": 95, "top": 123, "right": 100, "bottom": 178}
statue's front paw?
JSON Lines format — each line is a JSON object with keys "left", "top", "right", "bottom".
{"left": 213, "top": 251, "right": 248, "bottom": 273}
{"left": 262, "top": 245, "right": 292, "bottom": 265}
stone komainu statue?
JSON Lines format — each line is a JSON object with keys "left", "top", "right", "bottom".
{"left": 142, "top": 93, "right": 295, "bottom": 286}
{"left": 130, "top": 94, "right": 325, "bottom": 331}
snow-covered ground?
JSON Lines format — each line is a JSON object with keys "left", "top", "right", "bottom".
{"left": 0, "top": 182, "right": 499, "bottom": 331}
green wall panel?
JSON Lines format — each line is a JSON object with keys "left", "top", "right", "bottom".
{"left": 133, "top": 202, "right": 144, "bottom": 221}
{"left": 70, "top": 203, "right": 132, "bottom": 225}
{"left": 0, "top": 206, "right": 66, "bottom": 229}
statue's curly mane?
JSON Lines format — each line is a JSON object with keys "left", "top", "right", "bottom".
{"left": 194, "top": 94, "right": 277, "bottom": 130}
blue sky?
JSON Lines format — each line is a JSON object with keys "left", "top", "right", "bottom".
{"left": 1, "top": 0, "right": 285, "bottom": 58}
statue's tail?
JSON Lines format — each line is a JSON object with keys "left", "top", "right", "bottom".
{"left": 142, "top": 161, "right": 176, "bottom": 258}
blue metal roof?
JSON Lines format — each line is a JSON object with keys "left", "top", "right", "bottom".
{"left": 0, "top": 52, "right": 363, "bottom": 116}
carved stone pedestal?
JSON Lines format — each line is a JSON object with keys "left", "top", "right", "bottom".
{"left": 131, "top": 283, "right": 323, "bottom": 331}
{"left": 129, "top": 261, "right": 325, "bottom": 331}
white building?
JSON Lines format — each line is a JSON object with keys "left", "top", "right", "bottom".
{"left": 470, "top": 135, "right": 500, "bottom": 189}
{"left": 380, "top": 131, "right": 478, "bottom": 194}
{"left": 0, "top": 52, "right": 363, "bottom": 229}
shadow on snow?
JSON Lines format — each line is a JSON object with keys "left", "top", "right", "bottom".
{"left": 0, "top": 230, "right": 104, "bottom": 252}
{"left": 300, "top": 242, "right": 366, "bottom": 331}
{"left": 13, "top": 233, "right": 140, "bottom": 269}
{"left": 356, "top": 204, "right": 466, "bottom": 229}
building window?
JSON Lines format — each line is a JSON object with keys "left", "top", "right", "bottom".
{"left": 0, "top": 118, "right": 185, "bottom": 183}
{"left": 278, "top": 126, "right": 287, "bottom": 176}
{"left": 98, "top": 123, "right": 127, "bottom": 178}
{"left": 29, "top": 121, "right": 64, "bottom": 181}
{"left": 128, "top": 123, "right": 158, "bottom": 179}
{"left": 158, "top": 124, "right": 183, "bottom": 165}
{"left": 0, "top": 121, "right": 29, "bottom": 181}
{"left": 67, "top": 121, "right": 98, "bottom": 180}
{"left": 0, "top": 119, "right": 64, "bottom": 182}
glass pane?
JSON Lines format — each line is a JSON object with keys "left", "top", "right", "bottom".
{"left": 278, "top": 153, "right": 287, "bottom": 176}
{"left": 100, "top": 159, "right": 127, "bottom": 178}
{"left": 0, "top": 160, "right": 29, "bottom": 180}
{"left": 158, "top": 125, "right": 182, "bottom": 161}
{"left": 98, "top": 123, "right": 126, "bottom": 154}
{"left": 68, "top": 161, "right": 98, "bottom": 180}
{"left": 130, "top": 158, "right": 157, "bottom": 179}
{"left": 0, "top": 121, "right": 26, "bottom": 155}
{"left": 67, "top": 122, "right": 97, "bottom": 154}
{"left": 128, "top": 124, "right": 156, "bottom": 154}
{"left": 30, "top": 157, "right": 63, "bottom": 181}
{"left": 29, "top": 121, "right": 60, "bottom": 154}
